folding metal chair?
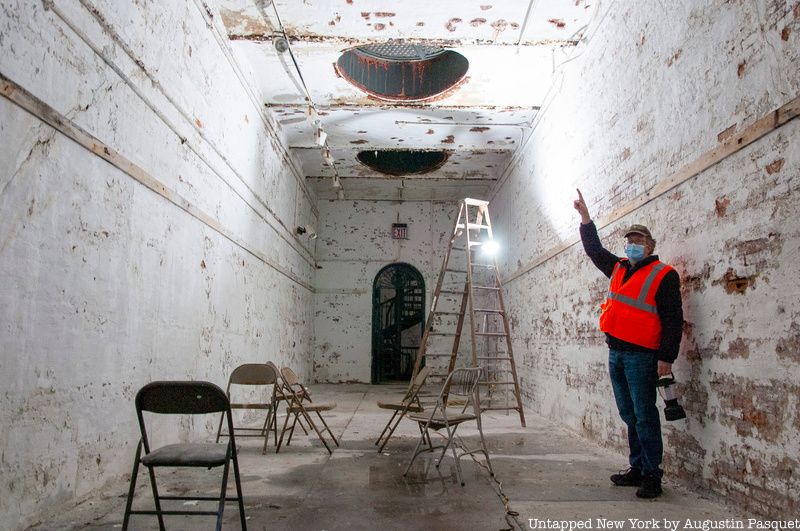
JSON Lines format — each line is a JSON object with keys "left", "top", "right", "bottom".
{"left": 216, "top": 363, "right": 279, "bottom": 454}
{"left": 122, "top": 381, "right": 247, "bottom": 531}
{"left": 403, "top": 367, "right": 493, "bottom": 486}
{"left": 374, "top": 366, "right": 431, "bottom": 452}
{"left": 276, "top": 367, "right": 339, "bottom": 454}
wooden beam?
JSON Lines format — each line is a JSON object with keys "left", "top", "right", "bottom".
{"left": 0, "top": 72, "right": 314, "bottom": 292}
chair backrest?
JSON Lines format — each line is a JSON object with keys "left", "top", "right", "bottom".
{"left": 280, "top": 366, "right": 301, "bottom": 387}
{"left": 229, "top": 363, "right": 278, "bottom": 386}
{"left": 136, "top": 381, "right": 229, "bottom": 414}
{"left": 443, "top": 367, "right": 483, "bottom": 403}
{"left": 135, "top": 381, "right": 233, "bottom": 454}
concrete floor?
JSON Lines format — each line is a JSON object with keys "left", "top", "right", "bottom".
{"left": 32, "top": 384, "right": 737, "bottom": 530}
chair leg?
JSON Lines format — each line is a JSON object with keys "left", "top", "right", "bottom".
{"left": 269, "top": 405, "right": 280, "bottom": 445}
{"left": 262, "top": 405, "right": 273, "bottom": 454}
{"left": 146, "top": 467, "right": 166, "bottom": 531}
{"left": 302, "top": 411, "right": 332, "bottom": 454}
{"left": 403, "top": 422, "right": 428, "bottom": 476}
{"left": 286, "top": 412, "right": 299, "bottom": 446}
{"left": 315, "top": 411, "right": 339, "bottom": 447}
{"left": 216, "top": 456, "right": 231, "bottom": 531}
{"left": 375, "top": 411, "right": 398, "bottom": 446}
{"left": 230, "top": 440, "right": 248, "bottom": 531}
{"left": 377, "top": 410, "right": 408, "bottom": 453}
{"left": 476, "top": 418, "right": 494, "bottom": 477}
{"left": 276, "top": 409, "right": 293, "bottom": 453}
{"left": 447, "top": 426, "right": 466, "bottom": 486}
{"left": 122, "top": 441, "right": 143, "bottom": 531}
{"left": 215, "top": 411, "right": 226, "bottom": 443}
{"left": 435, "top": 424, "right": 456, "bottom": 468}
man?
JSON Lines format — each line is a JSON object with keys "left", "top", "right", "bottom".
{"left": 573, "top": 189, "right": 683, "bottom": 499}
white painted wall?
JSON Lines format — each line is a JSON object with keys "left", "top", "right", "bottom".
{"left": 313, "top": 200, "right": 455, "bottom": 383}
{"left": 0, "top": 1, "right": 316, "bottom": 527}
{"left": 490, "top": 0, "right": 800, "bottom": 518}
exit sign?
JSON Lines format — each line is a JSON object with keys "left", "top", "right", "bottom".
{"left": 391, "top": 223, "right": 408, "bottom": 239}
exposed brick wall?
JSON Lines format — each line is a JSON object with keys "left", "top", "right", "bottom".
{"left": 490, "top": 0, "right": 800, "bottom": 518}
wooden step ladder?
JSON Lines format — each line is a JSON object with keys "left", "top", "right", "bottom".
{"left": 410, "top": 198, "right": 526, "bottom": 426}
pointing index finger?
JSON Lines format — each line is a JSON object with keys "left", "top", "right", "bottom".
{"left": 576, "top": 188, "right": 584, "bottom": 202}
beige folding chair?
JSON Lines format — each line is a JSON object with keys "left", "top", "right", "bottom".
{"left": 403, "top": 367, "right": 493, "bottom": 486}
{"left": 215, "top": 363, "right": 280, "bottom": 454}
{"left": 276, "top": 367, "right": 339, "bottom": 454}
{"left": 374, "top": 366, "right": 431, "bottom": 452}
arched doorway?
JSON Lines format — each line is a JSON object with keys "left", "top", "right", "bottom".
{"left": 371, "top": 263, "right": 425, "bottom": 384}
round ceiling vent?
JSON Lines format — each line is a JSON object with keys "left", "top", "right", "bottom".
{"left": 357, "top": 150, "right": 448, "bottom": 176}
{"left": 336, "top": 42, "right": 469, "bottom": 102}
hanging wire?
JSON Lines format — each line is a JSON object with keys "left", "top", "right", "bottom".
{"left": 260, "top": 0, "right": 344, "bottom": 197}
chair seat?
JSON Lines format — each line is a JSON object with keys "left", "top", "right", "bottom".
{"left": 408, "top": 411, "right": 476, "bottom": 429}
{"left": 377, "top": 400, "right": 424, "bottom": 412}
{"left": 287, "top": 401, "right": 336, "bottom": 413}
{"left": 141, "top": 443, "right": 229, "bottom": 467}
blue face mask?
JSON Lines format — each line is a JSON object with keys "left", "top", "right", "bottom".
{"left": 624, "top": 243, "right": 646, "bottom": 263}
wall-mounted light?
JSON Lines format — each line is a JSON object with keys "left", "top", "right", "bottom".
{"left": 306, "top": 105, "right": 319, "bottom": 125}
{"left": 314, "top": 126, "right": 327, "bottom": 146}
{"left": 296, "top": 225, "right": 318, "bottom": 239}
{"left": 322, "top": 147, "right": 334, "bottom": 166}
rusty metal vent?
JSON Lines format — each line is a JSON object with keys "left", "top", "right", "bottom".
{"left": 357, "top": 42, "right": 445, "bottom": 61}
{"left": 336, "top": 43, "right": 468, "bottom": 102}
{"left": 357, "top": 150, "right": 448, "bottom": 176}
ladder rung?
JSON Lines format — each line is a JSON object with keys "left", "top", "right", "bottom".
{"left": 424, "top": 353, "right": 454, "bottom": 358}
{"left": 429, "top": 332, "right": 458, "bottom": 336}
{"left": 473, "top": 309, "right": 504, "bottom": 313}
{"left": 445, "top": 269, "right": 467, "bottom": 273}
{"left": 456, "top": 223, "right": 490, "bottom": 230}
{"left": 433, "top": 311, "right": 461, "bottom": 315}
{"left": 475, "top": 332, "right": 507, "bottom": 337}
{"left": 472, "top": 286, "right": 500, "bottom": 290}
{"left": 471, "top": 263, "right": 495, "bottom": 268}
{"left": 464, "top": 198, "right": 490, "bottom": 206}
{"left": 479, "top": 381, "right": 516, "bottom": 385}
{"left": 451, "top": 247, "right": 467, "bottom": 251}
{"left": 482, "top": 406, "right": 522, "bottom": 411}
{"left": 440, "top": 290, "right": 465, "bottom": 294}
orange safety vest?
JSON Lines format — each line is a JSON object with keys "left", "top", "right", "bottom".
{"left": 599, "top": 259, "right": 673, "bottom": 350}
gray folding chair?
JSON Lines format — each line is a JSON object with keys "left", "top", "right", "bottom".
{"left": 375, "top": 366, "right": 431, "bottom": 452}
{"left": 403, "top": 367, "right": 493, "bottom": 486}
{"left": 122, "top": 381, "right": 246, "bottom": 531}
{"left": 216, "top": 363, "right": 279, "bottom": 454}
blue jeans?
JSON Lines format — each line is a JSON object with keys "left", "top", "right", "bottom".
{"left": 608, "top": 349, "right": 662, "bottom": 477}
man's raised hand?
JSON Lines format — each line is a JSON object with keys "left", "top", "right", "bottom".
{"left": 574, "top": 188, "right": 591, "bottom": 224}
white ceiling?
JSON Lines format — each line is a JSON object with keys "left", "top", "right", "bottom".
{"left": 218, "top": 0, "right": 594, "bottom": 201}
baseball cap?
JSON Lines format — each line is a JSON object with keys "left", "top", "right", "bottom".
{"left": 624, "top": 224, "right": 653, "bottom": 239}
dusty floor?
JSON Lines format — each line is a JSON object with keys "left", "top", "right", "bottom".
{"left": 31, "top": 384, "right": 738, "bottom": 530}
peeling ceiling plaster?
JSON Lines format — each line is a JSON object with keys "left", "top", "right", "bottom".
{"left": 218, "top": 0, "right": 594, "bottom": 201}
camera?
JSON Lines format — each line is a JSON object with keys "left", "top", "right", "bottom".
{"left": 656, "top": 373, "right": 686, "bottom": 421}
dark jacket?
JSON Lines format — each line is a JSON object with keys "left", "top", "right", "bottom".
{"left": 579, "top": 221, "right": 683, "bottom": 363}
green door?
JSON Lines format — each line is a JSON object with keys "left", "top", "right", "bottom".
{"left": 371, "top": 263, "right": 425, "bottom": 384}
